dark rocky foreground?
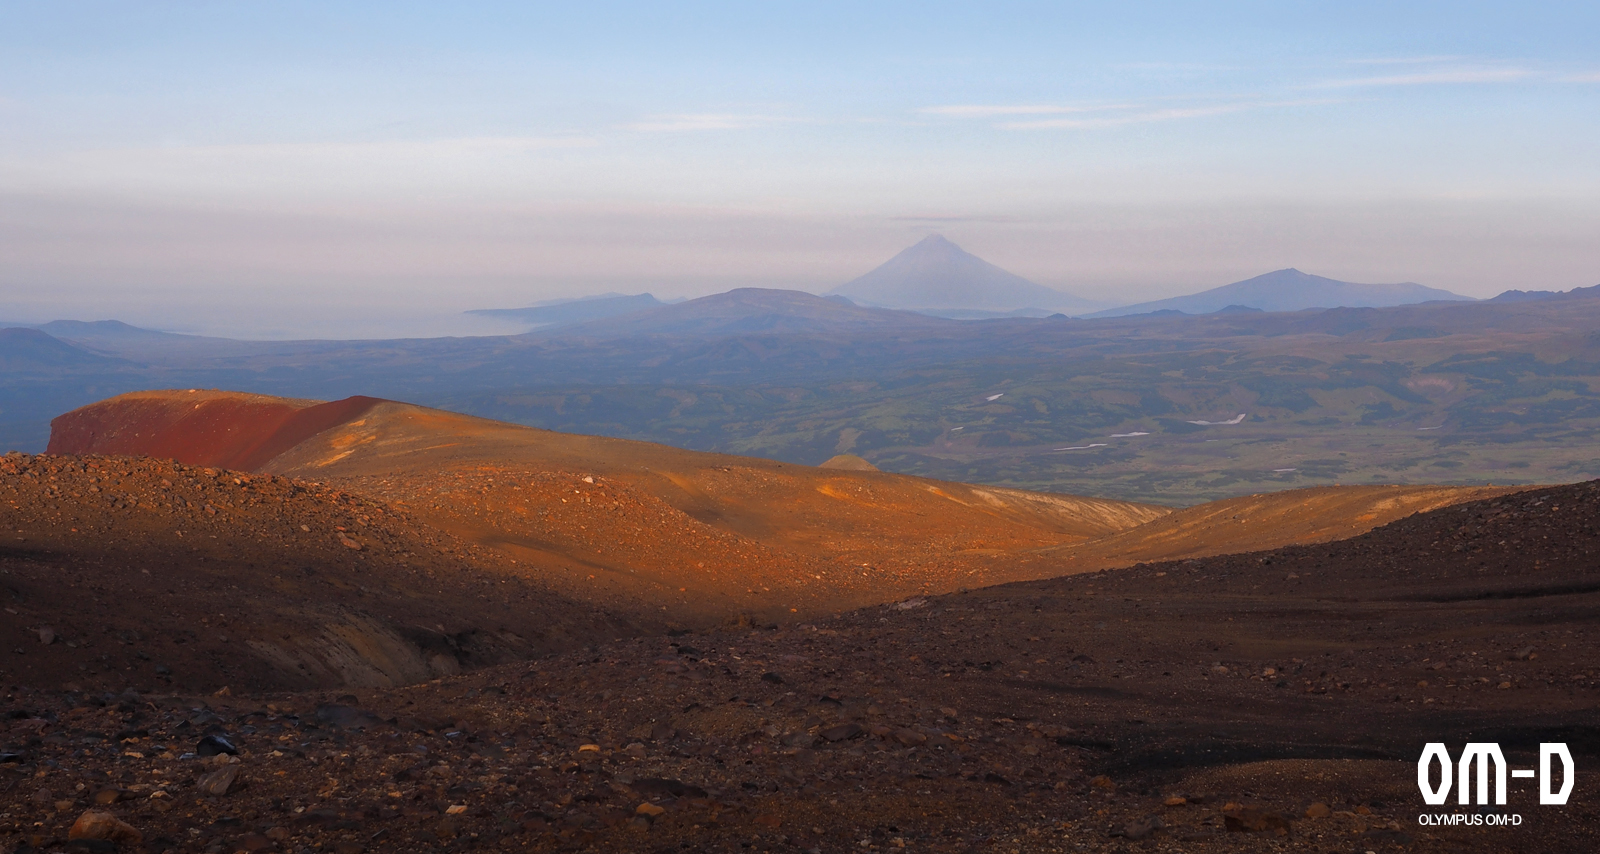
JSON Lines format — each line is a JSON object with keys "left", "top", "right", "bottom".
{"left": 4, "top": 481, "right": 1600, "bottom": 852}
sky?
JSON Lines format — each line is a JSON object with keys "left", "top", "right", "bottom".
{"left": 2, "top": 1, "right": 1597, "bottom": 337}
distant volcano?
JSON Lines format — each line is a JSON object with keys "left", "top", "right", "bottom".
{"left": 829, "top": 235, "right": 1100, "bottom": 314}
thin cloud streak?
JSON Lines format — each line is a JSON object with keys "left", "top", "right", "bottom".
{"left": 1345, "top": 55, "right": 1465, "bottom": 66}
{"left": 917, "top": 104, "right": 1127, "bottom": 117}
{"left": 1112, "top": 61, "right": 1242, "bottom": 72}
{"left": 176, "top": 137, "right": 599, "bottom": 157}
{"left": 1310, "top": 67, "right": 1532, "bottom": 88}
{"left": 624, "top": 113, "right": 800, "bottom": 132}
{"left": 998, "top": 99, "right": 1342, "bottom": 130}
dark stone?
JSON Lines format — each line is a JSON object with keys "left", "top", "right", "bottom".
{"left": 821, "top": 723, "right": 863, "bottom": 742}
{"left": 760, "top": 672, "right": 785, "bottom": 685}
{"left": 196, "top": 734, "right": 239, "bottom": 757}
{"left": 314, "top": 704, "right": 385, "bottom": 729}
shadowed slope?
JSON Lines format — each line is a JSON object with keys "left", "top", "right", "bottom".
{"left": 1036, "top": 483, "right": 1527, "bottom": 571}
{"left": 0, "top": 452, "right": 634, "bottom": 693}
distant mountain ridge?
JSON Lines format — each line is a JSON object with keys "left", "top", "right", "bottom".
{"left": 1088, "top": 268, "right": 1473, "bottom": 317}
{"left": 37, "top": 319, "right": 189, "bottom": 340}
{"left": 530, "top": 287, "right": 950, "bottom": 338}
{"left": 0, "top": 327, "right": 125, "bottom": 370}
{"left": 830, "top": 234, "right": 1102, "bottom": 314}
{"left": 468, "top": 293, "right": 667, "bottom": 327}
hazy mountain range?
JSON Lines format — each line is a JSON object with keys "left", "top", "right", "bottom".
{"left": 526, "top": 288, "right": 947, "bottom": 337}
{"left": 1087, "top": 268, "right": 1473, "bottom": 317}
{"left": 469, "top": 239, "right": 1477, "bottom": 325}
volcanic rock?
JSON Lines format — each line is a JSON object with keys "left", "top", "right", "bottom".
{"left": 196, "top": 734, "right": 238, "bottom": 757}
{"left": 195, "top": 765, "right": 240, "bottom": 796}
{"left": 68, "top": 809, "right": 143, "bottom": 844}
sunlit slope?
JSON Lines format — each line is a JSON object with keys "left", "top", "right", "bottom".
{"left": 47, "top": 388, "right": 381, "bottom": 470}
{"left": 262, "top": 400, "right": 1171, "bottom": 615}
{"left": 52, "top": 392, "right": 1522, "bottom": 621}
{"left": 51, "top": 392, "right": 1169, "bottom": 620}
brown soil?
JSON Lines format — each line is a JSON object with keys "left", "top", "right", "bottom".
{"left": 3, "top": 481, "right": 1597, "bottom": 852}
{"left": 817, "top": 454, "right": 878, "bottom": 472}
{"left": 0, "top": 453, "right": 634, "bottom": 694}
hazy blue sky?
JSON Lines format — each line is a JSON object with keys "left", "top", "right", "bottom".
{"left": 2, "top": 1, "right": 1597, "bottom": 337}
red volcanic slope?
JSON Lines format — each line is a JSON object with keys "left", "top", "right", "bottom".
{"left": 48, "top": 390, "right": 381, "bottom": 471}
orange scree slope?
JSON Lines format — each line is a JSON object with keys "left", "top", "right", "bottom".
{"left": 48, "top": 390, "right": 1520, "bottom": 623}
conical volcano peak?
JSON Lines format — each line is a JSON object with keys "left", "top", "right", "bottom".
{"left": 829, "top": 235, "right": 1098, "bottom": 313}
{"left": 900, "top": 234, "right": 970, "bottom": 261}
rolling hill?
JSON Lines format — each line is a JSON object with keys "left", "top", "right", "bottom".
{"left": 49, "top": 390, "right": 1169, "bottom": 624}
{"left": 48, "top": 390, "right": 1519, "bottom": 628}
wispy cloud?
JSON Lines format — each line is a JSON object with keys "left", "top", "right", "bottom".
{"left": 1112, "top": 61, "right": 1241, "bottom": 72}
{"left": 624, "top": 113, "right": 798, "bottom": 132}
{"left": 170, "top": 136, "right": 598, "bottom": 159}
{"left": 1559, "top": 71, "right": 1600, "bottom": 82}
{"left": 918, "top": 104, "right": 1128, "bottom": 118}
{"left": 1345, "top": 55, "right": 1464, "bottom": 66}
{"left": 1309, "top": 67, "right": 1532, "bottom": 88}
{"left": 996, "top": 99, "right": 1342, "bottom": 130}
